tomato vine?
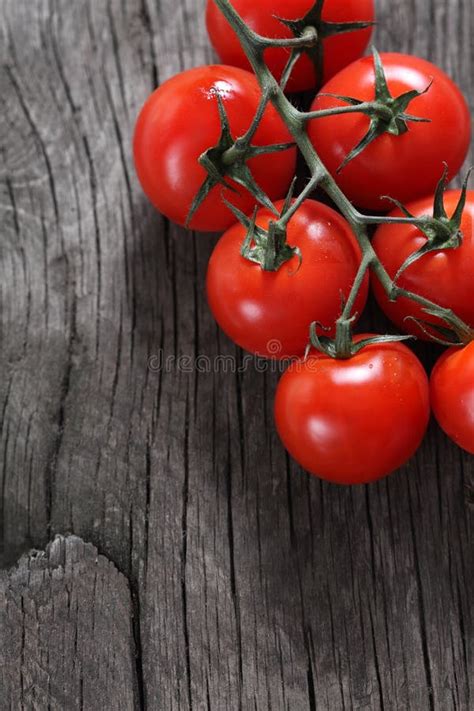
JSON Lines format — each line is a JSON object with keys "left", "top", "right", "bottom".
{"left": 207, "top": 0, "right": 472, "bottom": 357}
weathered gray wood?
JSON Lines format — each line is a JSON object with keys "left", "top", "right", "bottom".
{"left": 0, "top": 0, "right": 472, "bottom": 710}
{"left": 0, "top": 535, "right": 139, "bottom": 710}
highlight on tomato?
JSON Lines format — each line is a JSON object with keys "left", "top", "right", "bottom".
{"left": 372, "top": 187, "right": 474, "bottom": 340}
{"left": 133, "top": 65, "right": 296, "bottom": 231}
{"left": 206, "top": 199, "right": 369, "bottom": 359}
{"left": 308, "top": 52, "right": 471, "bottom": 210}
{"left": 430, "top": 341, "right": 474, "bottom": 455}
{"left": 274, "top": 337, "right": 430, "bottom": 484}
{"left": 206, "top": 0, "right": 375, "bottom": 93}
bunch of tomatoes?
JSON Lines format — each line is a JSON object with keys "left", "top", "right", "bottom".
{"left": 133, "top": 0, "right": 473, "bottom": 485}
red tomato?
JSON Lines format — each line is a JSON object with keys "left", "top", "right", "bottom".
{"left": 274, "top": 337, "right": 430, "bottom": 484}
{"left": 133, "top": 65, "right": 296, "bottom": 231}
{"left": 206, "top": 200, "right": 368, "bottom": 359}
{"left": 308, "top": 54, "right": 471, "bottom": 210}
{"left": 430, "top": 342, "right": 474, "bottom": 454}
{"left": 206, "top": 0, "right": 374, "bottom": 93}
{"left": 372, "top": 191, "right": 474, "bottom": 340}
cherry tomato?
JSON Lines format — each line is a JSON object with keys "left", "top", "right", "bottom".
{"left": 206, "top": 200, "right": 368, "bottom": 359}
{"left": 308, "top": 54, "right": 471, "bottom": 210}
{"left": 206, "top": 0, "right": 374, "bottom": 93}
{"left": 372, "top": 190, "right": 474, "bottom": 340}
{"left": 274, "top": 337, "right": 430, "bottom": 484}
{"left": 430, "top": 342, "right": 474, "bottom": 454}
{"left": 133, "top": 65, "right": 296, "bottom": 231}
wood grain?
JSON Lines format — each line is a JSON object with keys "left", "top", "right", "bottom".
{"left": 0, "top": 535, "right": 139, "bottom": 709}
{"left": 0, "top": 0, "right": 472, "bottom": 709}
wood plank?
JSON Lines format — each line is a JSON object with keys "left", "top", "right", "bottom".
{"left": 0, "top": 535, "right": 139, "bottom": 710}
{"left": 0, "top": 0, "right": 472, "bottom": 709}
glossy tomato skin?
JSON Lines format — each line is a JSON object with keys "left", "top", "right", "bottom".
{"left": 206, "top": 0, "right": 374, "bottom": 93}
{"left": 308, "top": 54, "right": 471, "bottom": 210}
{"left": 274, "top": 337, "right": 430, "bottom": 484}
{"left": 372, "top": 191, "right": 474, "bottom": 339}
{"left": 430, "top": 342, "right": 474, "bottom": 454}
{"left": 133, "top": 65, "right": 296, "bottom": 231}
{"left": 206, "top": 200, "right": 368, "bottom": 359}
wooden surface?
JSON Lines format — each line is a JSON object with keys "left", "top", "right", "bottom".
{"left": 0, "top": 536, "right": 139, "bottom": 709}
{"left": 0, "top": 0, "right": 472, "bottom": 709}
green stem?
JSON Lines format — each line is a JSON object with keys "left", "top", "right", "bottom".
{"left": 341, "top": 252, "right": 373, "bottom": 321}
{"left": 212, "top": 0, "right": 472, "bottom": 344}
{"left": 255, "top": 27, "right": 319, "bottom": 49}
{"left": 275, "top": 173, "right": 323, "bottom": 228}
{"left": 279, "top": 50, "right": 302, "bottom": 91}
{"left": 302, "top": 102, "right": 393, "bottom": 122}
{"left": 357, "top": 214, "right": 432, "bottom": 226}
{"left": 222, "top": 87, "right": 273, "bottom": 165}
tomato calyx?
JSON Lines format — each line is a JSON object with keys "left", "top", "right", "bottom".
{"left": 185, "top": 90, "right": 295, "bottom": 227}
{"left": 224, "top": 186, "right": 302, "bottom": 271}
{"left": 385, "top": 166, "right": 473, "bottom": 281}
{"left": 321, "top": 48, "right": 432, "bottom": 173}
{"left": 307, "top": 315, "right": 412, "bottom": 360}
{"left": 275, "top": 0, "right": 375, "bottom": 90}
{"left": 404, "top": 306, "right": 474, "bottom": 348}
